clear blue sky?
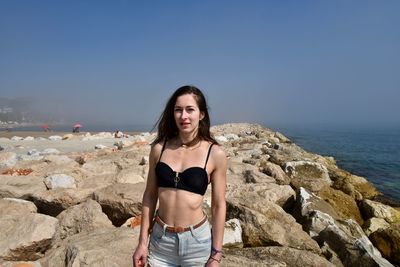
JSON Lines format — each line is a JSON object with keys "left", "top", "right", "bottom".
{"left": 1, "top": 1, "right": 399, "bottom": 128}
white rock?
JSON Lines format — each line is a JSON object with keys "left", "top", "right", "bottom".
{"left": 95, "top": 144, "right": 108, "bottom": 150}
{"left": 44, "top": 174, "right": 76, "bottom": 189}
{"left": 223, "top": 219, "right": 243, "bottom": 248}
{"left": 48, "top": 135, "right": 62, "bottom": 141}
{"left": 28, "top": 149, "right": 40, "bottom": 156}
{"left": 215, "top": 135, "right": 228, "bottom": 143}
{"left": 41, "top": 148, "right": 60, "bottom": 155}
{"left": 23, "top": 136, "right": 35, "bottom": 141}
{"left": 11, "top": 136, "right": 23, "bottom": 141}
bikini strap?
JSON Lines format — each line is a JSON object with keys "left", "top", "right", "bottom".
{"left": 204, "top": 143, "right": 214, "bottom": 169}
{"left": 158, "top": 139, "right": 168, "bottom": 162}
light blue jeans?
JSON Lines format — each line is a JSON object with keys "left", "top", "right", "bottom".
{"left": 147, "top": 217, "right": 212, "bottom": 266}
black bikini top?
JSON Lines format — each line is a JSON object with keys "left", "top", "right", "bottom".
{"left": 155, "top": 140, "right": 214, "bottom": 196}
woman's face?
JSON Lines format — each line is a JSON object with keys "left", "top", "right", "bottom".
{"left": 174, "top": 94, "right": 204, "bottom": 134}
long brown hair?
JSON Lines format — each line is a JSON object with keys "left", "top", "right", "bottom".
{"left": 152, "top": 85, "right": 218, "bottom": 145}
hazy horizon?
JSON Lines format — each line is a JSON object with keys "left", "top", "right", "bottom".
{"left": 1, "top": 1, "right": 399, "bottom": 129}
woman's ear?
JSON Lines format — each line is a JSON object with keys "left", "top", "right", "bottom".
{"left": 200, "top": 112, "right": 205, "bottom": 120}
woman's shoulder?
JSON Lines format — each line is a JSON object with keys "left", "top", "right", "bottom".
{"left": 208, "top": 142, "right": 226, "bottom": 160}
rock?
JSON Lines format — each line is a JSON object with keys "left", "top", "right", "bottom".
{"left": 284, "top": 161, "right": 332, "bottom": 192}
{"left": 226, "top": 183, "right": 295, "bottom": 210}
{"left": 26, "top": 188, "right": 93, "bottom": 217}
{"left": 40, "top": 227, "right": 140, "bottom": 266}
{"left": 225, "top": 133, "right": 240, "bottom": 141}
{"left": 0, "top": 152, "right": 17, "bottom": 169}
{"left": 54, "top": 199, "right": 113, "bottom": 242}
{"left": 81, "top": 158, "right": 120, "bottom": 175}
{"left": 94, "top": 144, "right": 108, "bottom": 149}
{"left": 92, "top": 183, "right": 145, "bottom": 226}
{"left": 40, "top": 148, "right": 60, "bottom": 155}
{"left": 0, "top": 261, "right": 42, "bottom": 267}
{"left": 23, "top": 136, "right": 34, "bottom": 141}
{"left": 0, "top": 175, "right": 47, "bottom": 199}
{"left": 215, "top": 135, "right": 228, "bottom": 143}
{"left": 360, "top": 199, "right": 400, "bottom": 223}
{"left": 294, "top": 187, "right": 340, "bottom": 237}
{"left": 294, "top": 187, "right": 394, "bottom": 266}
{"left": 0, "top": 198, "right": 37, "bottom": 215}
{"left": 44, "top": 174, "right": 76, "bottom": 189}
{"left": 48, "top": 136, "right": 62, "bottom": 141}
{"left": 222, "top": 247, "right": 335, "bottom": 267}
{"left": 317, "top": 186, "right": 364, "bottom": 225}
{"left": 369, "top": 223, "right": 400, "bottom": 265}
{"left": 226, "top": 199, "right": 320, "bottom": 253}
{"left": 62, "top": 134, "right": 74, "bottom": 140}
{"left": 115, "top": 168, "right": 145, "bottom": 184}
{"left": 319, "top": 219, "right": 394, "bottom": 267}
{"left": 363, "top": 217, "right": 390, "bottom": 236}
{"left": 223, "top": 219, "right": 243, "bottom": 248}
{"left": 27, "top": 149, "right": 40, "bottom": 156}
{"left": 0, "top": 213, "right": 58, "bottom": 261}
{"left": 43, "top": 155, "right": 74, "bottom": 165}
{"left": 259, "top": 161, "right": 290, "bottom": 185}
{"left": 11, "top": 136, "right": 24, "bottom": 141}
{"left": 274, "top": 131, "right": 291, "bottom": 143}
{"left": 328, "top": 167, "right": 379, "bottom": 199}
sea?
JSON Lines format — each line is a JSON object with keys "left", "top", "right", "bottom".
{"left": 5, "top": 123, "right": 400, "bottom": 203}
{"left": 273, "top": 123, "right": 400, "bottom": 203}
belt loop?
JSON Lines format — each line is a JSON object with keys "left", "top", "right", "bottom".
{"left": 189, "top": 225, "right": 195, "bottom": 236}
{"left": 162, "top": 224, "right": 167, "bottom": 236}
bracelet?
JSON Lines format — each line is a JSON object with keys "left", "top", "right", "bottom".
{"left": 211, "top": 246, "right": 223, "bottom": 255}
{"left": 208, "top": 256, "right": 221, "bottom": 263}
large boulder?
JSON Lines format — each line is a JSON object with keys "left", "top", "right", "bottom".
{"left": 226, "top": 199, "right": 320, "bottom": 253}
{"left": 40, "top": 227, "right": 140, "bottom": 267}
{"left": 369, "top": 223, "right": 400, "bottom": 265}
{"left": 0, "top": 175, "right": 47, "bottom": 199}
{"left": 43, "top": 174, "right": 76, "bottom": 189}
{"left": 0, "top": 214, "right": 58, "bottom": 261}
{"left": 328, "top": 166, "right": 379, "bottom": 199}
{"left": 0, "top": 198, "right": 37, "bottom": 215}
{"left": 222, "top": 247, "right": 335, "bottom": 267}
{"left": 53, "top": 199, "right": 114, "bottom": 243}
{"left": 26, "top": 188, "right": 93, "bottom": 217}
{"left": 363, "top": 217, "right": 390, "bottom": 236}
{"left": 259, "top": 161, "right": 290, "bottom": 185}
{"left": 223, "top": 219, "right": 243, "bottom": 248}
{"left": 295, "top": 187, "right": 393, "bottom": 267}
{"left": 360, "top": 199, "right": 400, "bottom": 223}
{"left": 284, "top": 161, "right": 332, "bottom": 192}
{"left": 317, "top": 186, "right": 364, "bottom": 225}
{"left": 92, "top": 183, "right": 145, "bottom": 226}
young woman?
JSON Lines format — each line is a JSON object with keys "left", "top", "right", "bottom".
{"left": 133, "top": 86, "right": 227, "bottom": 266}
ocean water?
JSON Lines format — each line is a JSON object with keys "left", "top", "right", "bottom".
{"left": 273, "top": 124, "right": 400, "bottom": 203}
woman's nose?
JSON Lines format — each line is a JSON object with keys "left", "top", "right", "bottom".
{"left": 181, "top": 110, "right": 189, "bottom": 119}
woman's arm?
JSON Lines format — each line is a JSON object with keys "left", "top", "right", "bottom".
{"left": 208, "top": 146, "right": 227, "bottom": 265}
{"left": 133, "top": 143, "right": 161, "bottom": 267}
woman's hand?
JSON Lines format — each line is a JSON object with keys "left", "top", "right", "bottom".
{"left": 132, "top": 243, "right": 148, "bottom": 267}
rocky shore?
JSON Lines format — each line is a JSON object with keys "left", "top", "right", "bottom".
{"left": 0, "top": 123, "right": 399, "bottom": 267}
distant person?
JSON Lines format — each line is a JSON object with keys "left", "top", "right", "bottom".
{"left": 72, "top": 127, "right": 80, "bottom": 133}
{"left": 132, "top": 85, "right": 227, "bottom": 266}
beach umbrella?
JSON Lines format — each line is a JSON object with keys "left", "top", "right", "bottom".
{"left": 41, "top": 124, "right": 49, "bottom": 129}
{"left": 73, "top": 123, "right": 82, "bottom": 128}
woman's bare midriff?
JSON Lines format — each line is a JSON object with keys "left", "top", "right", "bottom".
{"left": 157, "top": 188, "right": 205, "bottom": 227}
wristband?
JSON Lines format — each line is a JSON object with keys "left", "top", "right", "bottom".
{"left": 211, "top": 246, "right": 223, "bottom": 254}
